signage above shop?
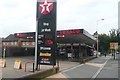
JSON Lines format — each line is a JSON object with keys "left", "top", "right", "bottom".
{"left": 58, "top": 29, "right": 81, "bottom": 35}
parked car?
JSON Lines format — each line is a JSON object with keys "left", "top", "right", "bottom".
{"left": 116, "top": 51, "right": 120, "bottom": 54}
{"left": 93, "top": 51, "right": 97, "bottom": 56}
{"left": 93, "top": 51, "right": 101, "bottom": 56}
{"left": 98, "top": 52, "right": 101, "bottom": 56}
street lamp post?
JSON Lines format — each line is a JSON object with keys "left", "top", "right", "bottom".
{"left": 96, "top": 19, "right": 104, "bottom": 57}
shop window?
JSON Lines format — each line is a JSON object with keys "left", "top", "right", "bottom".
{"left": 3, "top": 42, "right": 6, "bottom": 46}
{"left": 11, "top": 42, "right": 14, "bottom": 46}
{"left": 15, "top": 42, "right": 17, "bottom": 45}
{"left": 7, "top": 42, "right": 9, "bottom": 45}
{"left": 32, "top": 42, "right": 35, "bottom": 46}
{"left": 22, "top": 42, "right": 25, "bottom": 46}
{"left": 26, "top": 42, "right": 29, "bottom": 45}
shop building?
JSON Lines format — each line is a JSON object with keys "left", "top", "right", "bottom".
{"left": 57, "top": 29, "right": 96, "bottom": 61}
{"left": 2, "top": 32, "right": 35, "bottom": 57}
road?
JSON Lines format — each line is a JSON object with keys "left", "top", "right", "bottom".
{"left": 47, "top": 54, "right": 119, "bottom": 80}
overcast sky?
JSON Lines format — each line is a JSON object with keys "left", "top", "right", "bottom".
{"left": 0, "top": 0, "right": 119, "bottom": 37}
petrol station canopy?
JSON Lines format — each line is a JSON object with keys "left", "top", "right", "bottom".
{"left": 57, "top": 29, "right": 96, "bottom": 46}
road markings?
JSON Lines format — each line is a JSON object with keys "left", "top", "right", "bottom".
{"left": 90, "top": 56, "right": 111, "bottom": 80}
{"left": 85, "top": 63, "right": 103, "bottom": 68}
{"left": 47, "top": 73, "right": 68, "bottom": 78}
{"left": 61, "top": 64, "right": 84, "bottom": 73}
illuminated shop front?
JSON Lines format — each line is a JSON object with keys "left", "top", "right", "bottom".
{"left": 57, "top": 29, "right": 96, "bottom": 61}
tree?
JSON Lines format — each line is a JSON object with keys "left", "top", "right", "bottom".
{"left": 98, "top": 28, "right": 120, "bottom": 53}
{"left": 98, "top": 34, "right": 110, "bottom": 53}
{"left": 109, "top": 29, "right": 118, "bottom": 42}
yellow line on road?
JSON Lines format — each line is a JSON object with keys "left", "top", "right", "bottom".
{"left": 46, "top": 73, "right": 68, "bottom": 79}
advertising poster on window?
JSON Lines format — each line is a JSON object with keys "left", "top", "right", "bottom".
{"left": 36, "top": 0, "right": 56, "bottom": 65}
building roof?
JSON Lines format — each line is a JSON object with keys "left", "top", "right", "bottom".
{"left": 2, "top": 33, "right": 34, "bottom": 42}
{"left": 57, "top": 29, "right": 96, "bottom": 46}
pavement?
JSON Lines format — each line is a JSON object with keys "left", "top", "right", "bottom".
{"left": 46, "top": 54, "right": 119, "bottom": 79}
{"left": 1, "top": 56, "right": 80, "bottom": 79}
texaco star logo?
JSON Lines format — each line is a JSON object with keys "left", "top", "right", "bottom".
{"left": 39, "top": 0, "right": 53, "bottom": 15}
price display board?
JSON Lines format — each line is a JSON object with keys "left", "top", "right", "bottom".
{"left": 36, "top": 0, "right": 56, "bottom": 65}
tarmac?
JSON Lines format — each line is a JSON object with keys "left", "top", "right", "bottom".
{"left": 46, "top": 54, "right": 119, "bottom": 79}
